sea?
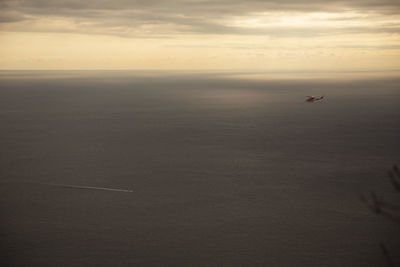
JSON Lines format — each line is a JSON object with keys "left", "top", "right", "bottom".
{"left": 0, "top": 70, "right": 399, "bottom": 266}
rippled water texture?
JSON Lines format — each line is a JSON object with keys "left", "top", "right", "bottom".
{"left": 1, "top": 71, "right": 399, "bottom": 266}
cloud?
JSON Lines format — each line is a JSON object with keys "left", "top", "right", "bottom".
{"left": 0, "top": 11, "right": 26, "bottom": 23}
{"left": 0, "top": 0, "right": 399, "bottom": 37}
{"left": 5, "top": 0, "right": 400, "bottom": 14}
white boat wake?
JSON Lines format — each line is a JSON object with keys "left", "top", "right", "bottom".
{"left": 43, "top": 183, "right": 133, "bottom": 193}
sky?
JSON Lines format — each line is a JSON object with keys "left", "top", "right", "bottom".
{"left": 0, "top": 0, "right": 400, "bottom": 71}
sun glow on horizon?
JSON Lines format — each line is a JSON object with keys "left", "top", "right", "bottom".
{"left": 1, "top": 1, "right": 399, "bottom": 71}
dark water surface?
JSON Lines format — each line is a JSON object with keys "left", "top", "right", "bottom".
{"left": 1, "top": 71, "right": 399, "bottom": 266}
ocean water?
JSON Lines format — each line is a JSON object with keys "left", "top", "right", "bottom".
{"left": 0, "top": 71, "right": 399, "bottom": 266}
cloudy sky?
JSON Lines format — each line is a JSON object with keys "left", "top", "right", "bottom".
{"left": 0, "top": 0, "right": 399, "bottom": 70}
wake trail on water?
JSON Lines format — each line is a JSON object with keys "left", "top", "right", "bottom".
{"left": 1, "top": 181, "right": 133, "bottom": 193}
{"left": 43, "top": 183, "right": 134, "bottom": 193}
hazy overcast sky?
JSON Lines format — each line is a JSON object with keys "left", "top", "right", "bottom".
{"left": 0, "top": 0, "right": 399, "bottom": 70}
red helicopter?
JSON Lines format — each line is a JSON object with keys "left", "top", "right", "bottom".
{"left": 306, "top": 95, "right": 324, "bottom": 102}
